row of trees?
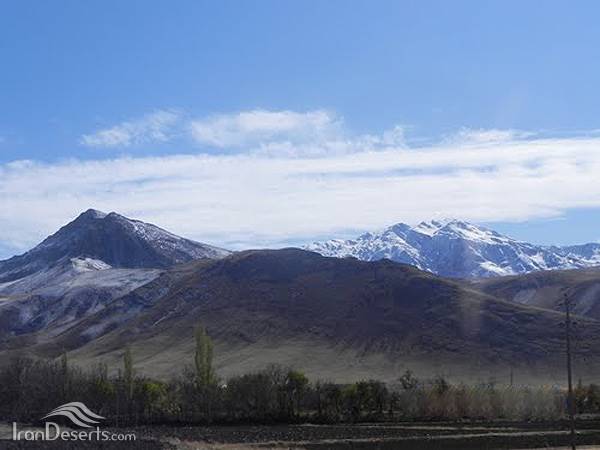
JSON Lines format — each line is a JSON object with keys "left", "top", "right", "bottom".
{"left": 0, "top": 327, "right": 596, "bottom": 425}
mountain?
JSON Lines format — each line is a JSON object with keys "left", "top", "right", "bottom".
{"left": 306, "top": 219, "right": 600, "bottom": 278}
{"left": 0, "top": 260, "right": 160, "bottom": 338}
{"left": 0, "top": 209, "right": 230, "bottom": 284}
{"left": 2, "top": 213, "right": 600, "bottom": 384}
{"left": 475, "top": 266, "right": 600, "bottom": 320}
{"left": 0, "top": 209, "right": 230, "bottom": 338}
{"left": 16, "top": 249, "right": 600, "bottom": 384}
{"left": 561, "top": 243, "right": 600, "bottom": 265}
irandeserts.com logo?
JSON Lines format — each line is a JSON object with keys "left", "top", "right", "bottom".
{"left": 12, "top": 402, "right": 136, "bottom": 442}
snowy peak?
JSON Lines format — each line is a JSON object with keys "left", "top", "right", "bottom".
{"left": 307, "top": 220, "right": 600, "bottom": 279}
{"left": 0, "top": 210, "right": 230, "bottom": 283}
{"left": 413, "top": 218, "right": 462, "bottom": 235}
{"left": 413, "top": 219, "right": 506, "bottom": 243}
{"left": 80, "top": 208, "right": 107, "bottom": 219}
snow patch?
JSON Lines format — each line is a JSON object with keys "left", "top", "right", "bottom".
{"left": 307, "top": 219, "right": 600, "bottom": 278}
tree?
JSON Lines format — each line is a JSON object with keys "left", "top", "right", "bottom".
{"left": 89, "top": 362, "right": 114, "bottom": 416}
{"left": 342, "top": 384, "right": 362, "bottom": 420}
{"left": 322, "top": 383, "right": 343, "bottom": 421}
{"left": 285, "top": 370, "right": 309, "bottom": 418}
{"left": 225, "top": 372, "right": 275, "bottom": 420}
{"left": 60, "top": 351, "right": 70, "bottom": 401}
{"left": 432, "top": 375, "right": 450, "bottom": 396}
{"left": 399, "top": 370, "right": 419, "bottom": 391}
{"left": 140, "top": 381, "right": 167, "bottom": 422}
{"left": 195, "top": 326, "right": 216, "bottom": 387}
{"left": 123, "top": 346, "right": 134, "bottom": 400}
{"left": 367, "top": 380, "right": 389, "bottom": 415}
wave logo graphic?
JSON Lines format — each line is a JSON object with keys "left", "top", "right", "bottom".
{"left": 41, "top": 402, "right": 105, "bottom": 428}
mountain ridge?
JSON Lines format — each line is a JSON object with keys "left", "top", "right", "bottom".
{"left": 21, "top": 248, "right": 600, "bottom": 384}
{"left": 0, "top": 209, "right": 230, "bottom": 338}
{"left": 1, "top": 212, "right": 600, "bottom": 383}
{"left": 0, "top": 209, "right": 230, "bottom": 283}
{"left": 306, "top": 219, "right": 600, "bottom": 278}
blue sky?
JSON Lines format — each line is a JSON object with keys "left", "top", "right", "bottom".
{"left": 1, "top": 1, "right": 600, "bottom": 257}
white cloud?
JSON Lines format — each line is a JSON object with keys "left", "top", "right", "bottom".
{"left": 80, "top": 109, "right": 181, "bottom": 148}
{"left": 445, "top": 127, "right": 534, "bottom": 145}
{"left": 79, "top": 108, "right": 348, "bottom": 154}
{"left": 2, "top": 127, "right": 600, "bottom": 257}
{"left": 79, "top": 108, "right": 407, "bottom": 157}
{"left": 189, "top": 109, "right": 342, "bottom": 148}
{"left": 189, "top": 109, "right": 407, "bottom": 157}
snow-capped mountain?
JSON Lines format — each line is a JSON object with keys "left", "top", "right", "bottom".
{"left": 306, "top": 219, "right": 600, "bottom": 278}
{"left": 0, "top": 209, "right": 230, "bottom": 337}
{"left": 560, "top": 243, "right": 600, "bottom": 266}
{"left": 0, "top": 209, "right": 230, "bottom": 283}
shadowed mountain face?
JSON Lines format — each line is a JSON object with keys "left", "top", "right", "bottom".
{"left": 32, "top": 249, "right": 600, "bottom": 383}
{"left": 0, "top": 209, "right": 230, "bottom": 283}
{"left": 475, "top": 267, "right": 600, "bottom": 320}
{"left": 0, "top": 210, "right": 230, "bottom": 338}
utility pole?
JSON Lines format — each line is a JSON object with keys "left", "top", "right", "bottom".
{"left": 564, "top": 292, "right": 576, "bottom": 450}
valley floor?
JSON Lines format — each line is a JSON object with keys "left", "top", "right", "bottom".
{"left": 3, "top": 420, "right": 600, "bottom": 449}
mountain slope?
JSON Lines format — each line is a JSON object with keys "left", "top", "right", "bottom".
{"left": 0, "top": 258, "right": 161, "bottom": 338}
{"left": 561, "top": 243, "right": 600, "bottom": 266}
{"left": 0, "top": 209, "right": 230, "bottom": 338}
{"left": 307, "top": 219, "right": 599, "bottom": 278}
{"left": 21, "top": 249, "right": 600, "bottom": 384}
{"left": 0, "top": 209, "right": 230, "bottom": 283}
{"left": 474, "top": 266, "right": 600, "bottom": 320}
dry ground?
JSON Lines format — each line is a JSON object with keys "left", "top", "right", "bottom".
{"left": 2, "top": 421, "right": 600, "bottom": 449}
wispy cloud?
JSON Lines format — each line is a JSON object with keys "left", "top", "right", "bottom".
{"left": 80, "top": 109, "right": 181, "bottom": 148}
{"left": 80, "top": 108, "right": 408, "bottom": 157}
{"left": 444, "top": 127, "right": 534, "bottom": 145}
{"left": 189, "top": 109, "right": 342, "bottom": 149}
{"left": 2, "top": 120, "right": 600, "bottom": 257}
